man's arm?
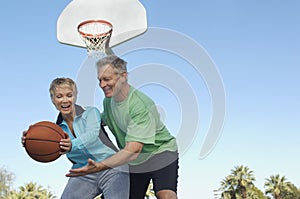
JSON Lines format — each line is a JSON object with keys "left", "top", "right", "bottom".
{"left": 66, "top": 141, "right": 143, "bottom": 177}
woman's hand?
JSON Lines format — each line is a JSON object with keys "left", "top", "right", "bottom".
{"left": 21, "top": 130, "right": 28, "bottom": 147}
{"left": 60, "top": 136, "right": 71, "bottom": 154}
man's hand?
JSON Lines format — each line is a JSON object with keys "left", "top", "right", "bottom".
{"left": 66, "top": 158, "right": 101, "bottom": 177}
{"left": 65, "top": 141, "right": 143, "bottom": 177}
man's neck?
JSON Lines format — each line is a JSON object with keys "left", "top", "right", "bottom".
{"left": 114, "top": 83, "right": 130, "bottom": 102}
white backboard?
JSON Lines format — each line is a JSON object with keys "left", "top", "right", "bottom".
{"left": 57, "top": 0, "right": 147, "bottom": 48}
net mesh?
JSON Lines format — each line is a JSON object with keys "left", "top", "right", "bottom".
{"left": 78, "top": 20, "right": 113, "bottom": 57}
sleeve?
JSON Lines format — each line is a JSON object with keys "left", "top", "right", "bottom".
{"left": 100, "top": 111, "right": 107, "bottom": 126}
{"left": 100, "top": 99, "right": 108, "bottom": 125}
{"left": 71, "top": 107, "right": 102, "bottom": 151}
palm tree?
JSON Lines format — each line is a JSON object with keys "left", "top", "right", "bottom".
{"left": 0, "top": 167, "right": 15, "bottom": 198}
{"left": 216, "top": 165, "right": 256, "bottom": 199}
{"left": 16, "top": 182, "right": 56, "bottom": 199}
{"left": 264, "top": 174, "right": 292, "bottom": 199}
{"left": 247, "top": 186, "right": 268, "bottom": 199}
{"left": 145, "top": 180, "right": 155, "bottom": 199}
{"left": 281, "top": 183, "right": 300, "bottom": 199}
{"left": 230, "top": 165, "right": 255, "bottom": 199}
{"left": 94, "top": 194, "right": 103, "bottom": 199}
{"left": 215, "top": 176, "right": 237, "bottom": 199}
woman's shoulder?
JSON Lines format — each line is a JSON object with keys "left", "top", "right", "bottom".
{"left": 84, "top": 106, "right": 100, "bottom": 113}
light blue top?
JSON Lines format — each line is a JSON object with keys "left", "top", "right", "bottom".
{"left": 57, "top": 105, "right": 116, "bottom": 168}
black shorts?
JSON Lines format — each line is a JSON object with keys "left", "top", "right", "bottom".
{"left": 129, "top": 151, "right": 179, "bottom": 199}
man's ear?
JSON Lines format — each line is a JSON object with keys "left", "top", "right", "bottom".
{"left": 121, "top": 72, "right": 128, "bottom": 82}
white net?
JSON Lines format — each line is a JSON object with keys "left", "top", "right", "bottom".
{"left": 78, "top": 20, "right": 113, "bottom": 57}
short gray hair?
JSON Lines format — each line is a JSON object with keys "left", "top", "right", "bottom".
{"left": 96, "top": 55, "right": 127, "bottom": 74}
{"left": 49, "top": 77, "right": 78, "bottom": 100}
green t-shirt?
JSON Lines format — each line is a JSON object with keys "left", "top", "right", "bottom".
{"left": 101, "top": 86, "right": 177, "bottom": 165}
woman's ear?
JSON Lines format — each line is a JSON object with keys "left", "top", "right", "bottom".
{"left": 74, "top": 93, "right": 77, "bottom": 103}
{"left": 51, "top": 97, "right": 55, "bottom": 105}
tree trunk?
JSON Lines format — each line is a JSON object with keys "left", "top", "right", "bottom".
{"left": 241, "top": 186, "right": 247, "bottom": 199}
{"left": 230, "top": 191, "right": 236, "bottom": 199}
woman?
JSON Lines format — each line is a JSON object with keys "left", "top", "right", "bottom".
{"left": 23, "top": 77, "right": 129, "bottom": 199}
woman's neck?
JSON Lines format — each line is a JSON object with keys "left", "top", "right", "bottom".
{"left": 62, "top": 112, "right": 76, "bottom": 137}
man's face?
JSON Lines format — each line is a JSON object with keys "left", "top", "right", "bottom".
{"left": 97, "top": 64, "right": 122, "bottom": 98}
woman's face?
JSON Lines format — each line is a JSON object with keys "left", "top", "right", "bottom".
{"left": 52, "top": 86, "right": 76, "bottom": 117}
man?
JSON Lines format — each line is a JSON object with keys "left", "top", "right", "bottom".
{"left": 67, "top": 55, "right": 179, "bottom": 199}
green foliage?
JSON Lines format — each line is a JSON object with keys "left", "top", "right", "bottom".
{"left": 247, "top": 186, "right": 268, "bottom": 199}
{"left": 145, "top": 180, "right": 155, "bottom": 199}
{"left": 13, "top": 182, "right": 56, "bottom": 199}
{"left": 230, "top": 165, "right": 256, "bottom": 198}
{"left": 264, "top": 174, "right": 293, "bottom": 199}
{"left": 215, "top": 165, "right": 256, "bottom": 199}
{"left": 0, "top": 167, "right": 56, "bottom": 199}
{"left": 0, "top": 167, "right": 15, "bottom": 198}
{"left": 2, "top": 165, "right": 300, "bottom": 199}
{"left": 215, "top": 165, "right": 300, "bottom": 199}
{"left": 281, "top": 183, "right": 300, "bottom": 199}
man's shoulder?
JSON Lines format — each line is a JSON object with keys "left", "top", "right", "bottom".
{"left": 129, "top": 86, "right": 153, "bottom": 104}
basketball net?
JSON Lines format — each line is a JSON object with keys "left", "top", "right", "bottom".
{"left": 78, "top": 20, "right": 113, "bottom": 58}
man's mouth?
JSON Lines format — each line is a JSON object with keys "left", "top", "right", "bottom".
{"left": 103, "top": 87, "right": 112, "bottom": 94}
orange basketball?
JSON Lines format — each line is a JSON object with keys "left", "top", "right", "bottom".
{"left": 25, "top": 121, "right": 68, "bottom": 163}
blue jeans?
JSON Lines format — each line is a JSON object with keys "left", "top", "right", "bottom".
{"left": 61, "top": 165, "right": 129, "bottom": 199}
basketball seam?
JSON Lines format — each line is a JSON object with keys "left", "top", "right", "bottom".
{"left": 28, "top": 150, "right": 60, "bottom": 156}
{"left": 25, "top": 138, "right": 60, "bottom": 143}
{"left": 30, "top": 123, "right": 65, "bottom": 138}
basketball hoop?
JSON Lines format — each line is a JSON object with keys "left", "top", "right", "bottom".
{"left": 78, "top": 20, "right": 113, "bottom": 57}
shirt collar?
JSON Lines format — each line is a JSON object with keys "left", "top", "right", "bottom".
{"left": 56, "top": 104, "right": 85, "bottom": 125}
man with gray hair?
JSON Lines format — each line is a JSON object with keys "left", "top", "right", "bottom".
{"left": 67, "top": 55, "right": 179, "bottom": 199}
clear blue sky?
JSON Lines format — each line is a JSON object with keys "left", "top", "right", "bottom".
{"left": 1, "top": 0, "right": 300, "bottom": 198}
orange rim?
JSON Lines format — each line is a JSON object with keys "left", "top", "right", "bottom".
{"left": 77, "top": 19, "right": 113, "bottom": 37}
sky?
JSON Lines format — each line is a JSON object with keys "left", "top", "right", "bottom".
{"left": 1, "top": 0, "right": 300, "bottom": 198}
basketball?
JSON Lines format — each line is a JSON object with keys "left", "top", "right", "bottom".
{"left": 24, "top": 121, "right": 68, "bottom": 163}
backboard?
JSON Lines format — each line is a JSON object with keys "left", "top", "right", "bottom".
{"left": 57, "top": 0, "right": 147, "bottom": 48}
